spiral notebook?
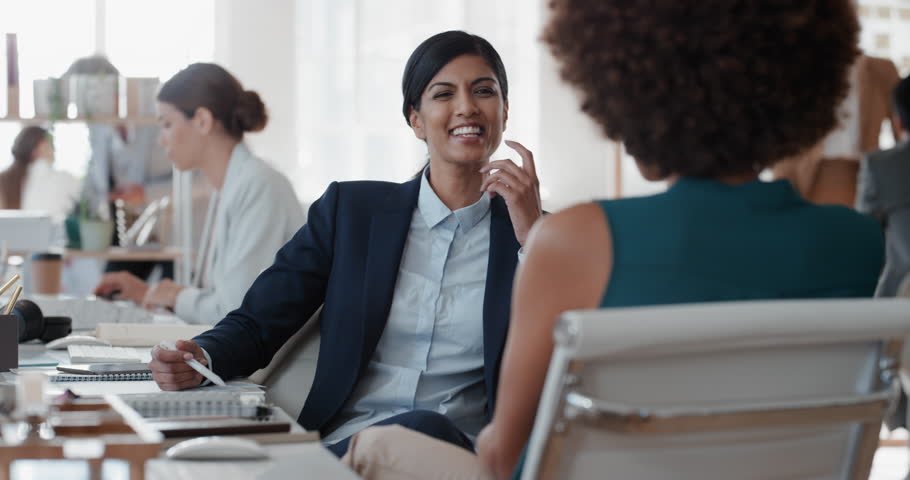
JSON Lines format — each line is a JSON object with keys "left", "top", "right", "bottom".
{"left": 120, "top": 390, "right": 267, "bottom": 418}
{"left": 50, "top": 372, "right": 153, "bottom": 382}
{"left": 121, "top": 390, "right": 289, "bottom": 438}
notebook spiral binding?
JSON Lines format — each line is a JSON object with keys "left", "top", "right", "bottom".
{"left": 121, "top": 391, "right": 269, "bottom": 418}
{"left": 50, "top": 372, "right": 154, "bottom": 382}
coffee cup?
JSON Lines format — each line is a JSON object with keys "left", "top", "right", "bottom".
{"left": 30, "top": 252, "right": 63, "bottom": 294}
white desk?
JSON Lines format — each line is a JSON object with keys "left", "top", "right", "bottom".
{"left": 150, "top": 406, "right": 355, "bottom": 479}
{"left": 5, "top": 343, "right": 360, "bottom": 479}
{"left": 8, "top": 442, "right": 359, "bottom": 480}
{"left": 147, "top": 442, "right": 359, "bottom": 479}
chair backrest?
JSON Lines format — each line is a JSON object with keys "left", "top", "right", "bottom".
{"left": 249, "top": 307, "right": 322, "bottom": 419}
{"left": 897, "top": 272, "right": 910, "bottom": 299}
{"left": 521, "top": 299, "right": 910, "bottom": 480}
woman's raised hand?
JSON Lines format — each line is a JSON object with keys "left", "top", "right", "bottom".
{"left": 479, "top": 140, "right": 542, "bottom": 246}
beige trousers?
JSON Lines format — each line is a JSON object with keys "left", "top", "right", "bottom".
{"left": 341, "top": 425, "right": 497, "bottom": 480}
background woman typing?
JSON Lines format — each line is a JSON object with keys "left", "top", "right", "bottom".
{"left": 94, "top": 63, "right": 304, "bottom": 324}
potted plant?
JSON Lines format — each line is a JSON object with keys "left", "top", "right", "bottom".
{"left": 76, "top": 198, "right": 113, "bottom": 252}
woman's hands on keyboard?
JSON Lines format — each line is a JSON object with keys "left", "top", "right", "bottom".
{"left": 94, "top": 271, "right": 149, "bottom": 304}
{"left": 149, "top": 339, "right": 207, "bottom": 391}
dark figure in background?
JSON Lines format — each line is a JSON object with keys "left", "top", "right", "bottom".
{"left": 857, "top": 75, "right": 910, "bottom": 297}
{"left": 66, "top": 56, "right": 174, "bottom": 280}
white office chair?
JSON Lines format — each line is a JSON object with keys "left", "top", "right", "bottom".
{"left": 521, "top": 299, "right": 910, "bottom": 480}
{"left": 247, "top": 202, "right": 317, "bottom": 418}
{"left": 250, "top": 307, "right": 321, "bottom": 419}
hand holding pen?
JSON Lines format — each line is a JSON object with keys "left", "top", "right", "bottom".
{"left": 149, "top": 339, "right": 224, "bottom": 390}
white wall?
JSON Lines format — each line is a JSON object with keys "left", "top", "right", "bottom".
{"left": 535, "top": 38, "right": 619, "bottom": 210}
{"left": 214, "top": 0, "right": 300, "bottom": 191}
{"left": 533, "top": 0, "right": 668, "bottom": 208}
{"left": 210, "top": 0, "right": 669, "bottom": 211}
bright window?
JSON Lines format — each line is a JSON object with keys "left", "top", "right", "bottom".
{"left": 0, "top": 0, "right": 214, "bottom": 179}
{"left": 294, "top": 0, "right": 541, "bottom": 202}
{"left": 105, "top": 0, "right": 214, "bottom": 81}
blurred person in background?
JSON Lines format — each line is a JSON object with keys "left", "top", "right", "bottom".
{"left": 93, "top": 63, "right": 304, "bottom": 325}
{"left": 857, "top": 75, "right": 910, "bottom": 297}
{"left": 66, "top": 55, "right": 178, "bottom": 279}
{"left": 0, "top": 125, "right": 79, "bottom": 218}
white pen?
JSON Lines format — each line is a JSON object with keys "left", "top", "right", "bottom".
{"left": 157, "top": 341, "right": 226, "bottom": 386}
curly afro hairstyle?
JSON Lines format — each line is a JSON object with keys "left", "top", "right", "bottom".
{"left": 543, "top": 1, "right": 860, "bottom": 179}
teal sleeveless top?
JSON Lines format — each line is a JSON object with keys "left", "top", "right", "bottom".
{"left": 510, "top": 178, "right": 883, "bottom": 479}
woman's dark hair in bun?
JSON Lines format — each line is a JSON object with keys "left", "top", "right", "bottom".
{"left": 158, "top": 62, "right": 267, "bottom": 139}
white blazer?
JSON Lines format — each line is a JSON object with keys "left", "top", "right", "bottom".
{"left": 21, "top": 158, "right": 81, "bottom": 220}
{"left": 174, "top": 143, "right": 304, "bottom": 324}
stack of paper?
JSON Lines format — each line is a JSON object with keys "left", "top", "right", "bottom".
{"left": 67, "top": 345, "right": 152, "bottom": 363}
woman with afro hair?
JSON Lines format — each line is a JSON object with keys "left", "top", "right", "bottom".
{"left": 340, "top": 2, "right": 885, "bottom": 478}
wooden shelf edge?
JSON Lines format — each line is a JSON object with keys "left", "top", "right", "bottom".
{"left": 0, "top": 115, "right": 158, "bottom": 126}
{"left": 879, "top": 437, "right": 909, "bottom": 447}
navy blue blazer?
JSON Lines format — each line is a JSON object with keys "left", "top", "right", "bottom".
{"left": 193, "top": 175, "right": 521, "bottom": 434}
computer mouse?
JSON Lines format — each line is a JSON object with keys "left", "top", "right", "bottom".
{"left": 165, "top": 436, "right": 268, "bottom": 460}
{"left": 45, "top": 335, "right": 112, "bottom": 350}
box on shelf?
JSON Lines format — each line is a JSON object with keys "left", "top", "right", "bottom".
{"left": 0, "top": 210, "right": 53, "bottom": 252}
{"left": 69, "top": 74, "right": 118, "bottom": 118}
{"left": 33, "top": 78, "right": 66, "bottom": 118}
{"left": 126, "top": 77, "right": 159, "bottom": 118}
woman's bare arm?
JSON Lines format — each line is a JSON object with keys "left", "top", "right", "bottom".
{"left": 477, "top": 202, "right": 612, "bottom": 479}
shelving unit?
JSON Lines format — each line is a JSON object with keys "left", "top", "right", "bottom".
{"left": 1, "top": 34, "right": 192, "bottom": 286}
{"left": 0, "top": 116, "right": 158, "bottom": 126}
{"left": 0, "top": 114, "right": 192, "bottom": 285}
{"left": 64, "top": 247, "right": 183, "bottom": 262}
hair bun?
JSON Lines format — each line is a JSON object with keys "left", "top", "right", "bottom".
{"left": 232, "top": 90, "right": 268, "bottom": 133}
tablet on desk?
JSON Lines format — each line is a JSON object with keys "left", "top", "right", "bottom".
{"left": 147, "top": 417, "right": 291, "bottom": 438}
{"left": 56, "top": 363, "right": 152, "bottom": 375}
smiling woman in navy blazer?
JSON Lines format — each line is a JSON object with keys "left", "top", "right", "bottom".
{"left": 148, "top": 30, "right": 542, "bottom": 456}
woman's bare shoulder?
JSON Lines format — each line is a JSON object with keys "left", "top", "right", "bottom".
{"left": 524, "top": 202, "right": 612, "bottom": 284}
{"left": 531, "top": 202, "right": 611, "bottom": 253}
